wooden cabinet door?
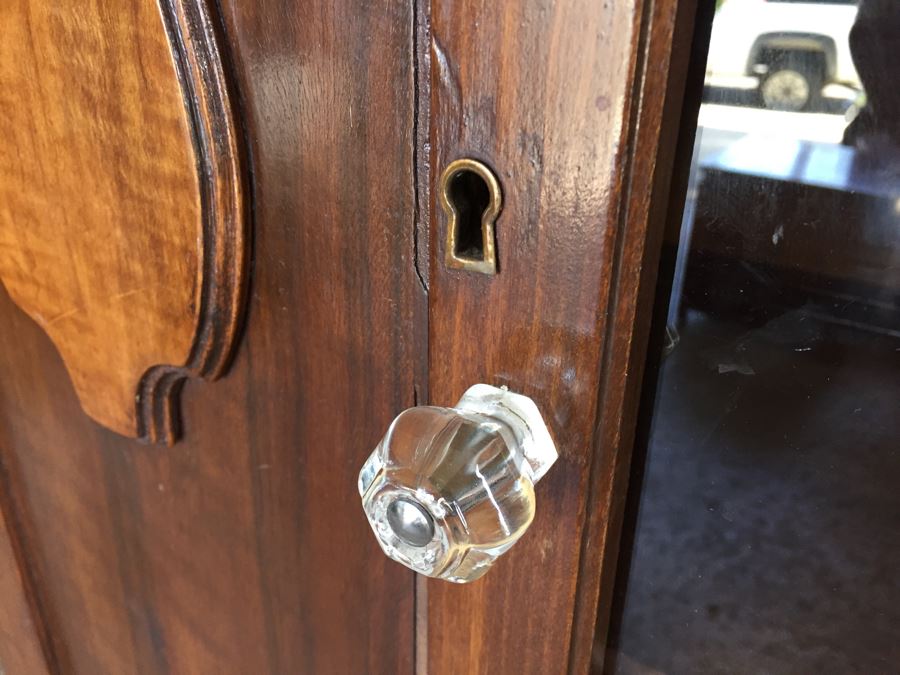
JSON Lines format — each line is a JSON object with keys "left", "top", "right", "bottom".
{"left": 0, "top": 0, "right": 699, "bottom": 672}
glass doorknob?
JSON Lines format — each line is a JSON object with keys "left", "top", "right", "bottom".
{"left": 358, "top": 384, "right": 558, "bottom": 583}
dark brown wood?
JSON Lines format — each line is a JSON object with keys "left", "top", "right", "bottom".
{"left": 0, "top": 0, "right": 248, "bottom": 444}
{"left": 0, "top": 0, "right": 699, "bottom": 670}
{"left": 597, "top": 1, "right": 713, "bottom": 671}
{"left": 0, "top": 0, "right": 418, "bottom": 672}
{"left": 423, "top": 0, "right": 699, "bottom": 673}
{"left": 0, "top": 497, "right": 50, "bottom": 674}
{"left": 582, "top": 0, "right": 703, "bottom": 670}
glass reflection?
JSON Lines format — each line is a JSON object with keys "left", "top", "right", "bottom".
{"left": 611, "top": 0, "right": 900, "bottom": 672}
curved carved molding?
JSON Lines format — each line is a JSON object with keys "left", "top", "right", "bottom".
{"left": 0, "top": 0, "right": 249, "bottom": 445}
{"left": 142, "top": 0, "right": 250, "bottom": 444}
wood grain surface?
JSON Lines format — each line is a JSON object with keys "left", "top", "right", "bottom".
{"left": 584, "top": 0, "right": 703, "bottom": 669}
{"left": 0, "top": 0, "right": 699, "bottom": 671}
{"left": 0, "top": 497, "right": 50, "bottom": 674}
{"left": 0, "top": 0, "right": 248, "bottom": 444}
{"left": 423, "top": 0, "right": 698, "bottom": 672}
{"left": 0, "top": 0, "right": 418, "bottom": 671}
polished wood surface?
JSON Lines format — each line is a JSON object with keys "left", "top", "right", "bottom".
{"left": 0, "top": 0, "right": 248, "bottom": 444}
{"left": 423, "top": 0, "right": 698, "bottom": 672}
{"left": 0, "top": 503, "right": 49, "bottom": 674}
{"left": 0, "top": 0, "right": 698, "bottom": 671}
{"left": 586, "top": 1, "right": 704, "bottom": 669}
{"left": 0, "top": 0, "right": 417, "bottom": 671}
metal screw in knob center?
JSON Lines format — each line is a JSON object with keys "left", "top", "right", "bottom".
{"left": 386, "top": 498, "right": 434, "bottom": 547}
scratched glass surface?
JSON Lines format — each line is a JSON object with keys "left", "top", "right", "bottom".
{"left": 610, "top": 1, "right": 900, "bottom": 673}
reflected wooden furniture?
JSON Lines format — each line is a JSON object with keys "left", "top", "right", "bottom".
{"left": 685, "top": 136, "right": 900, "bottom": 333}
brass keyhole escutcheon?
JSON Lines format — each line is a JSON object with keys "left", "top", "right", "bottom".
{"left": 439, "top": 158, "right": 502, "bottom": 275}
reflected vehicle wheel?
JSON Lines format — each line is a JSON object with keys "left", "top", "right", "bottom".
{"left": 759, "top": 52, "right": 824, "bottom": 112}
{"left": 760, "top": 68, "right": 812, "bottom": 111}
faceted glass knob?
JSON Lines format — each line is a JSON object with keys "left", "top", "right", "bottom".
{"left": 358, "top": 384, "right": 558, "bottom": 583}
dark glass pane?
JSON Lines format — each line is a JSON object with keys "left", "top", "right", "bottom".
{"left": 611, "top": 0, "right": 900, "bottom": 672}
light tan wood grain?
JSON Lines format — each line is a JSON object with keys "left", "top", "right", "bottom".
{"left": 0, "top": 0, "right": 247, "bottom": 443}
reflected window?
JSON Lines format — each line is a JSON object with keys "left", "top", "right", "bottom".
{"left": 610, "top": 0, "right": 900, "bottom": 672}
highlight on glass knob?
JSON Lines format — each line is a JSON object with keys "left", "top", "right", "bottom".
{"left": 358, "top": 384, "right": 558, "bottom": 583}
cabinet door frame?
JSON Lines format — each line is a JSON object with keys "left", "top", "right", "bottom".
{"left": 417, "top": 0, "right": 707, "bottom": 671}
{"left": 0, "top": 0, "right": 707, "bottom": 671}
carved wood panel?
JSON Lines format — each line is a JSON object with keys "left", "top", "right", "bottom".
{"left": 0, "top": 0, "right": 419, "bottom": 670}
{"left": 0, "top": 0, "right": 248, "bottom": 444}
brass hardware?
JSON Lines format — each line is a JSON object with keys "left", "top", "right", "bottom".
{"left": 439, "top": 158, "right": 502, "bottom": 275}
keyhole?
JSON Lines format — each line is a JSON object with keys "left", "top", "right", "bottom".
{"left": 439, "top": 158, "right": 502, "bottom": 275}
{"left": 448, "top": 169, "right": 490, "bottom": 261}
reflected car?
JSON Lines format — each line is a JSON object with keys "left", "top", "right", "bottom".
{"left": 706, "top": 0, "right": 860, "bottom": 111}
